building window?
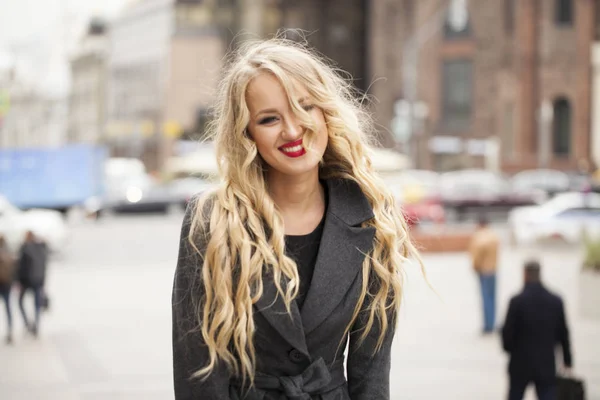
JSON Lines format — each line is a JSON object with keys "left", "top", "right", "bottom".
{"left": 555, "top": 0, "right": 574, "bottom": 26}
{"left": 441, "top": 59, "right": 473, "bottom": 131}
{"left": 552, "top": 97, "right": 571, "bottom": 156}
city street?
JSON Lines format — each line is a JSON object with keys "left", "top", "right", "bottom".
{"left": 1, "top": 212, "right": 599, "bottom": 400}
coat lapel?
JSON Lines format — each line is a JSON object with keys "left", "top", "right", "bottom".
{"left": 300, "top": 179, "right": 376, "bottom": 335}
{"left": 254, "top": 267, "right": 310, "bottom": 357}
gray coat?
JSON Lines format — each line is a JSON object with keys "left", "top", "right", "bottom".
{"left": 172, "top": 178, "right": 395, "bottom": 400}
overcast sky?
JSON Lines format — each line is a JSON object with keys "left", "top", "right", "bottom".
{"left": 0, "top": 0, "right": 128, "bottom": 96}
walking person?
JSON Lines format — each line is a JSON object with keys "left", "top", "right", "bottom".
{"left": 17, "top": 231, "right": 47, "bottom": 337}
{"left": 0, "top": 235, "right": 15, "bottom": 344}
{"left": 172, "top": 38, "right": 421, "bottom": 399}
{"left": 469, "top": 214, "right": 500, "bottom": 334}
{"left": 502, "top": 260, "right": 573, "bottom": 400}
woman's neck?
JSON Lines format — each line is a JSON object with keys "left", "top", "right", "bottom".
{"left": 268, "top": 170, "right": 325, "bottom": 235}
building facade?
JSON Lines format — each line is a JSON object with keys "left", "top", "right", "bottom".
{"left": 591, "top": 0, "right": 600, "bottom": 169}
{"left": 68, "top": 19, "right": 109, "bottom": 145}
{"left": 105, "top": 0, "right": 223, "bottom": 172}
{"left": 369, "top": 0, "right": 595, "bottom": 172}
{"left": 0, "top": 69, "right": 68, "bottom": 149}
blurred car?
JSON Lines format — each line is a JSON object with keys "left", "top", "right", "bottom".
{"left": 0, "top": 195, "right": 69, "bottom": 255}
{"left": 567, "top": 172, "right": 595, "bottom": 193}
{"left": 167, "top": 177, "right": 214, "bottom": 209}
{"left": 508, "top": 192, "right": 600, "bottom": 245}
{"left": 101, "top": 175, "right": 174, "bottom": 214}
{"left": 510, "top": 169, "right": 570, "bottom": 200}
{"left": 384, "top": 170, "right": 445, "bottom": 227}
{"left": 440, "top": 169, "right": 539, "bottom": 220}
{"left": 402, "top": 197, "right": 446, "bottom": 228}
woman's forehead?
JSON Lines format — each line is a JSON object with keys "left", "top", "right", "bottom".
{"left": 246, "top": 73, "right": 309, "bottom": 109}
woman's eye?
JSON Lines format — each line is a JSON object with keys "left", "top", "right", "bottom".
{"left": 302, "top": 104, "right": 315, "bottom": 112}
{"left": 258, "top": 116, "right": 278, "bottom": 125}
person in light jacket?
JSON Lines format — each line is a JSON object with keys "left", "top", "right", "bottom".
{"left": 469, "top": 214, "right": 500, "bottom": 334}
{"left": 172, "top": 38, "right": 422, "bottom": 400}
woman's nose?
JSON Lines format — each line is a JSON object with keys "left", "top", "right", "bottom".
{"left": 281, "top": 116, "right": 303, "bottom": 140}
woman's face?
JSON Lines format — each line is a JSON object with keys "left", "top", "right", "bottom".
{"left": 245, "top": 73, "right": 328, "bottom": 178}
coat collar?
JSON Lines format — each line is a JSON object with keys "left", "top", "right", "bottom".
{"left": 254, "top": 178, "right": 376, "bottom": 356}
{"left": 324, "top": 178, "right": 375, "bottom": 226}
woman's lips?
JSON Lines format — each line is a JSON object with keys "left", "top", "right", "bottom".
{"left": 279, "top": 139, "right": 306, "bottom": 158}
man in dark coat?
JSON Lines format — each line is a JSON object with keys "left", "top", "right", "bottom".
{"left": 502, "top": 260, "right": 572, "bottom": 400}
{"left": 17, "top": 231, "right": 47, "bottom": 337}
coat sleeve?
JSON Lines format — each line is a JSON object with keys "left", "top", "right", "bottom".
{"left": 557, "top": 298, "right": 573, "bottom": 368}
{"left": 502, "top": 297, "right": 519, "bottom": 353}
{"left": 172, "top": 197, "right": 231, "bottom": 400}
{"left": 346, "top": 287, "right": 396, "bottom": 400}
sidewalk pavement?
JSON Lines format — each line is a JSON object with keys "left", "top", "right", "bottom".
{"left": 0, "top": 244, "right": 599, "bottom": 399}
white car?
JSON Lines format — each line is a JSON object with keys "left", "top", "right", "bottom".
{"left": 508, "top": 192, "right": 600, "bottom": 245}
{"left": 0, "top": 195, "right": 69, "bottom": 255}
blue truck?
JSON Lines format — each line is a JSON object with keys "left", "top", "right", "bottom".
{"left": 0, "top": 144, "right": 108, "bottom": 213}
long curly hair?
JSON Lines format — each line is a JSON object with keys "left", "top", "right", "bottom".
{"left": 188, "top": 37, "right": 421, "bottom": 384}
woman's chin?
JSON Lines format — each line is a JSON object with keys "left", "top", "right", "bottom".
{"left": 268, "top": 159, "right": 321, "bottom": 177}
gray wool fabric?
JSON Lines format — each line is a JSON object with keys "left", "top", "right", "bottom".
{"left": 172, "top": 178, "right": 395, "bottom": 400}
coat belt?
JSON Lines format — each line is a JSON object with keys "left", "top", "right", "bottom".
{"left": 233, "top": 358, "right": 345, "bottom": 400}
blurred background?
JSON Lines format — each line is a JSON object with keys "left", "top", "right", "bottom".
{"left": 1, "top": 0, "right": 600, "bottom": 399}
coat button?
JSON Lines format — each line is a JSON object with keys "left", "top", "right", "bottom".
{"left": 288, "top": 349, "right": 304, "bottom": 363}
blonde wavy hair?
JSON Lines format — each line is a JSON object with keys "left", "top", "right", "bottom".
{"left": 188, "top": 37, "right": 421, "bottom": 384}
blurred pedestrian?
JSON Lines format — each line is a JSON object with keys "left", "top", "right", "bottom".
{"left": 0, "top": 235, "right": 15, "bottom": 344}
{"left": 17, "top": 231, "right": 47, "bottom": 337}
{"left": 469, "top": 214, "right": 500, "bottom": 334}
{"left": 502, "top": 260, "right": 572, "bottom": 400}
{"left": 172, "top": 38, "right": 421, "bottom": 400}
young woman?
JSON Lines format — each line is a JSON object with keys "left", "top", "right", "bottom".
{"left": 172, "top": 38, "right": 420, "bottom": 400}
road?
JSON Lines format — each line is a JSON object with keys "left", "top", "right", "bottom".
{"left": 0, "top": 212, "right": 599, "bottom": 399}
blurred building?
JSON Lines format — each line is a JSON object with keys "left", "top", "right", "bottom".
{"left": 230, "top": 0, "right": 368, "bottom": 89}
{"left": 68, "top": 18, "right": 109, "bottom": 145}
{"left": 105, "top": 0, "right": 223, "bottom": 172}
{"left": 0, "top": 69, "right": 68, "bottom": 149}
{"left": 592, "top": 1, "right": 600, "bottom": 170}
{"left": 371, "top": 0, "right": 595, "bottom": 173}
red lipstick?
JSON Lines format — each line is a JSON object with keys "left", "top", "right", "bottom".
{"left": 278, "top": 139, "right": 306, "bottom": 158}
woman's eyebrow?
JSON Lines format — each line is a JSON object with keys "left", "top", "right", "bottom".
{"left": 256, "top": 97, "right": 310, "bottom": 116}
{"left": 256, "top": 107, "right": 278, "bottom": 116}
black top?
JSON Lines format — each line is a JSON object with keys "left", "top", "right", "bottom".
{"left": 284, "top": 215, "right": 325, "bottom": 310}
